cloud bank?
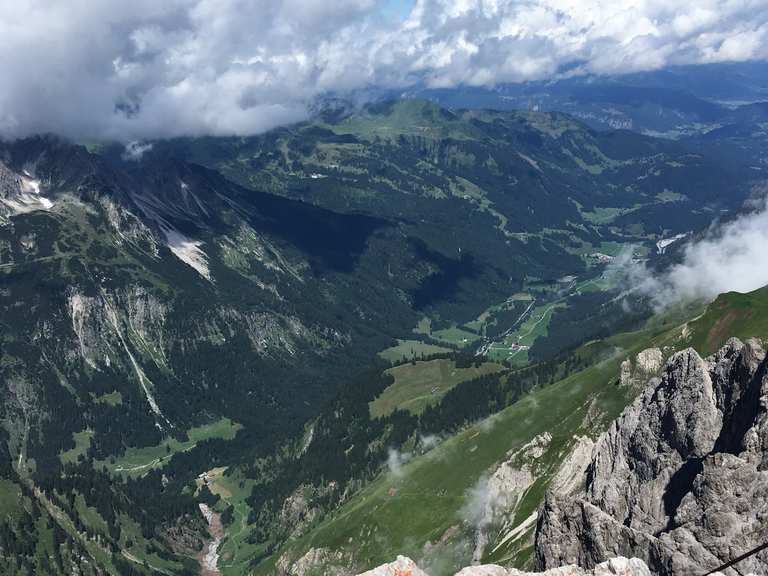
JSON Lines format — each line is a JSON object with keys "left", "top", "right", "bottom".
{"left": 2, "top": 0, "right": 768, "bottom": 140}
{"left": 616, "top": 198, "right": 768, "bottom": 309}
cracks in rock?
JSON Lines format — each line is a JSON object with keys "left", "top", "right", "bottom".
{"left": 661, "top": 457, "right": 704, "bottom": 531}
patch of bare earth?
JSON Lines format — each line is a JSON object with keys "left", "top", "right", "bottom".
{"left": 706, "top": 309, "right": 739, "bottom": 353}
{"left": 198, "top": 503, "right": 224, "bottom": 576}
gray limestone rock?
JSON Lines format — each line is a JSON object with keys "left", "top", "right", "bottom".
{"left": 356, "top": 556, "right": 652, "bottom": 576}
{"left": 536, "top": 339, "right": 768, "bottom": 576}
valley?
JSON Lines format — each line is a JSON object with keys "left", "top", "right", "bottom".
{"left": 0, "top": 95, "right": 764, "bottom": 576}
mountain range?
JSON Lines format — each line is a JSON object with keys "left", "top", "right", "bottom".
{"left": 0, "top": 93, "right": 765, "bottom": 576}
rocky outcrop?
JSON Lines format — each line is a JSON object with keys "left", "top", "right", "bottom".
{"left": 618, "top": 347, "right": 664, "bottom": 388}
{"left": 277, "top": 547, "right": 354, "bottom": 576}
{"left": 536, "top": 338, "right": 768, "bottom": 576}
{"left": 357, "top": 556, "right": 430, "bottom": 576}
{"left": 548, "top": 436, "right": 594, "bottom": 497}
{"left": 456, "top": 557, "right": 652, "bottom": 576}
{"left": 357, "top": 556, "right": 651, "bottom": 576}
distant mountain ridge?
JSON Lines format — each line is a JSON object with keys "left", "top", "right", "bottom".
{"left": 404, "top": 61, "right": 768, "bottom": 137}
{"left": 156, "top": 99, "right": 750, "bottom": 324}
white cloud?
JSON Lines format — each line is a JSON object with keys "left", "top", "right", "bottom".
{"left": 460, "top": 474, "right": 493, "bottom": 529}
{"left": 1, "top": 0, "right": 767, "bottom": 140}
{"left": 122, "top": 141, "right": 154, "bottom": 161}
{"left": 613, "top": 198, "right": 768, "bottom": 309}
{"left": 386, "top": 447, "right": 411, "bottom": 477}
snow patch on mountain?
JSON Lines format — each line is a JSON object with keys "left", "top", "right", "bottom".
{"left": 0, "top": 162, "right": 54, "bottom": 218}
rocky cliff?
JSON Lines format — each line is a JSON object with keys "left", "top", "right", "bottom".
{"left": 536, "top": 338, "right": 768, "bottom": 575}
{"left": 357, "top": 555, "right": 652, "bottom": 576}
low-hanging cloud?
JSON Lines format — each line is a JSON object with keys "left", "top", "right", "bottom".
{"left": 615, "top": 198, "right": 768, "bottom": 309}
{"left": 2, "top": 0, "right": 768, "bottom": 141}
{"left": 122, "top": 141, "right": 154, "bottom": 161}
{"left": 386, "top": 447, "right": 411, "bottom": 477}
{"left": 460, "top": 473, "right": 505, "bottom": 562}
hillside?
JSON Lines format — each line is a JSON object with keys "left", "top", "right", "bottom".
{"left": 356, "top": 332, "right": 768, "bottom": 576}
{"left": 263, "top": 287, "right": 768, "bottom": 576}
{"left": 408, "top": 61, "right": 768, "bottom": 140}
{"left": 158, "top": 100, "right": 748, "bottom": 331}
{"left": 0, "top": 135, "right": 451, "bottom": 575}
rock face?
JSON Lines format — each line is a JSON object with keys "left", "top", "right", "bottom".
{"left": 536, "top": 338, "right": 768, "bottom": 576}
{"left": 356, "top": 555, "right": 430, "bottom": 576}
{"left": 357, "top": 556, "right": 651, "bottom": 576}
{"left": 619, "top": 347, "right": 664, "bottom": 389}
{"left": 276, "top": 547, "right": 353, "bottom": 576}
{"left": 548, "top": 435, "right": 595, "bottom": 497}
{"left": 456, "top": 557, "right": 651, "bottom": 576}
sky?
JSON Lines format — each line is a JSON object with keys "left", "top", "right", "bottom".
{"left": 1, "top": 0, "right": 767, "bottom": 141}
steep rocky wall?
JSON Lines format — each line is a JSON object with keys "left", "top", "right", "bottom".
{"left": 356, "top": 556, "right": 652, "bottom": 576}
{"left": 535, "top": 338, "right": 768, "bottom": 576}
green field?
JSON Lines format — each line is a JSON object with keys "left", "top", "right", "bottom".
{"left": 463, "top": 293, "right": 536, "bottom": 334}
{"left": 0, "top": 478, "right": 23, "bottom": 520}
{"left": 487, "top": 302, "right": 565, "bottom": 364}
{"left": 370, "top": 359, "right": 506, "bottom": 418}
{"left": 203, "top": 469, "right": 266, "bottom": 576}
{"left": 378, "top": 339, "right": 451, "bottom": 363}
{"left": 95, "top": 418, "right": 242, "bottom": 477}
{"left": 94, "top": 390, "right": 123, "bottom": 405}
{"left": 656, "top": 190, "right": 687, "bottom": 202}
{"left": 327, "top": 100, "right": 478, "bottom": 143}
{"left": 408, "top": 315, "right": 481, "bottom": 347}
{"left": 580, "top": 205, "right": 641, "bottom": 224}
{"left": 431, "top": 326, "right": 481, "bottom": 347}
{"left": 483, "top": 275, "right": 620, "bottom": 364}
{"left": 60, "top": 429, "right": 95, "bottom": 465}
{"left": 594, "top": 241, "right": 626, "bottom": 256}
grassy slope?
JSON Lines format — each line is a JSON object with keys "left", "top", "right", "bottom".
{"left": 262, "top": 288, "right": 768, "bottom": 575}
{"left": 94, "top": 418, "right": 241, "bottom": 477}
{"left": 261, "top": 312, "right": 694, "bottom": 574}
{"left": 686, "top": 287, "right": 768, "bottom": 354}
{"left": 209, "top": 470, "right": 264, "bottom": 576}
{"left": 370, "top": 359, "right": 506, "bottom": 418}
{"left": 378, "top": 340, "right": 452, "bottom": 363}
{"left": 60, "top": 430, "right": 95, "bottom": 465}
